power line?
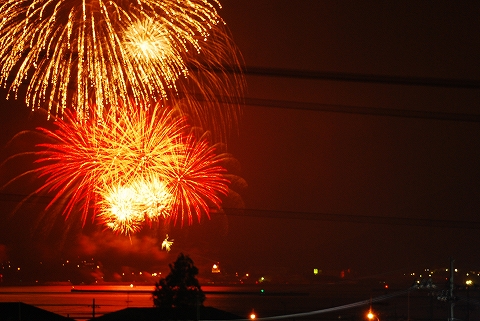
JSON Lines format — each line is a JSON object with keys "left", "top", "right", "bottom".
{"left": 242, "top": 97, "right": 480, "bottom": 122}
{"left": 238, "top": 66, "right": 480, "bottom": 89}
{"left": 194, "top": 65, "right": 480, "bottom": 88}
{"left": 224, "top": 287, "right": 413, "bottom": 321}
{"left": 224, "top": 207, "right": 480, "bottom": 229}
{"left": 3, "top": 65, "right": 479, "bottom": 122}
{"left": 186, "top": 92, "right": 480, "bottom": 122}
{"left": 1, "top": 192, "right": 479, "bottom": 229}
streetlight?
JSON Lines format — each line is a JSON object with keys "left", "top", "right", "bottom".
{"left": 366, "top": 309, "right": 380, "bottom": 321}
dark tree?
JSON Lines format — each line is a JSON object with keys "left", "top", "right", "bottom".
{"left": 153, "top": 253, "right": 206, "bottom": 309}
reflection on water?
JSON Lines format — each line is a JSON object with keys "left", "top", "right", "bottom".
{"left": 0, "top": 284, "right": 364, "bottom": 320}
{"left": 0, "top": 285, "right": 153, "bottom": 319}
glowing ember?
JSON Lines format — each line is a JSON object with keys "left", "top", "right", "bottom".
{"left": 161, "top": 234, "right": 174, "bottom": 251}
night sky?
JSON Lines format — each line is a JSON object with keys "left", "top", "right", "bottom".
{"left": 0, "top": 1, "right": 479, "bottom": 280}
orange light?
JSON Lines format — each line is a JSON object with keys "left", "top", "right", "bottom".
{"left": 250, "top": 313, "right": 256, "bottom": 320}
{"left": 366, "top": 309, "right": 379, "bottom": 320}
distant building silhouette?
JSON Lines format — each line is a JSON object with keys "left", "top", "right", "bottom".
{"left": 92, "top": 306, "right": 241, "bottom": 321}
{"left": 0, "top": 302, "right": 73, "bottom": 321}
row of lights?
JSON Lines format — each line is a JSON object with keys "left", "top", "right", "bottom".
{"left": 248, "top": 308, "right": 381, "bottom": 320}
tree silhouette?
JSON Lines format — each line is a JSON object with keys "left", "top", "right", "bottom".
{"left": 153, "top": 253, "right": 206, "bottom": 309}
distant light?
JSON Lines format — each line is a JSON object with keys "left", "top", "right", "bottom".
{"left": 384, "top": 284, "right": 389, "bottom": 289}
{"left": 250, "top": 310, "right": 256, "bottom": 320}
{"left": 366, "top": 309, "right": 377, "bottom": 320}
{"left": 212, "top": 263, "right": 221, "bottom": 274}
{"left": 466, "top": 280, "right": 473, "bottom": 286}
{"left": 455, "top": 269, "right": 458, "bottom": 272}
{"left": 313, "top": 268, "right": 319, "bottom": 275}
{"left": 260, "top": 289, "right": 265, "bottom": 293}
{"left": 130, "top": 284, "right": 134, "bottom": 288}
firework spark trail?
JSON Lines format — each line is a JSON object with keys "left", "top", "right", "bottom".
{"left": 31, "top": 105, "right": 185, "bottom": 225}
{"left": 0, "top": 0, "right": 244, "bottom": 136}
{"left": 166, "top": 133, "right": 230, "bottom": 227}
{"left": 15, "top": 104, "right": 231, "bottom": 234}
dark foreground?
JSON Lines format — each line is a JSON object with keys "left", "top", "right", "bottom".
{"left": 0, "top": 284, "right": 479, "bottom": 320}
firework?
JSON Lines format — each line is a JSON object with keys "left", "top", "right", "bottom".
{"left": 97, "top": 176, "right": 172, "bottom": 235}
{"left": 166, "top": 133, "right": 230, "bottom": 226}
{"left": 16, "top": 104, "right": 230, "bottom": 234}
{"left": 99, "top": 183, "right": 146, "bottom": 235}
{"left": 29, "top": 105, "right": 183, "bottom": 225}
{"left": 161, "top": 234, "right": 173, "bottom": 251}
{"left": 0, "top": 0, "right": 244, "bottom": 136}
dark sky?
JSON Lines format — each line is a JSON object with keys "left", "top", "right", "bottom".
{"left": 220, "top": 0, "right": 480, "bottom": 275}
{"left": 1, "top": 1, "right": 479, "bottom": 279}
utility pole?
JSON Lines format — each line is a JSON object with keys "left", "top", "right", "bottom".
{"left": 407, "top": 289, "right": 410, "bottom": 321}
{"left": 89, "top": 298, "right": 100, "bottom": 319}
{"left": 448, "top": 258, "right": 455, "bottom": 321}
